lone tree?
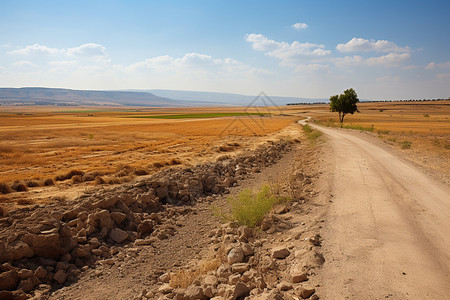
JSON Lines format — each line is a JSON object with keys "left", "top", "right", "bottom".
{"left": 329, "top": 88, "right": 359, "bottom": 123}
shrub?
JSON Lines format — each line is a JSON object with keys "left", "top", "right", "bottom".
{"left": 169, "top": 256, "right": 221, "bottom": 288}
{"left": 71, "top": 175, "right": 83, "bottom": 184}
{"left": 43, "top": 178, "right": 54, "bottom": 186}
{"left": 95, "top": 176, "right": 106, "bottom": 185}
{"left": 82, "top": 173, "right": 96, "bottom": 182}
{"left": 225, "top": 185, "right": 288, "bottom": 227}
{"left": 26, "top": 181, "right": 40, "bottom": 187}
{"left": 0, "top": 183, "right": 13, "bottom": 194}
{"left": 424, "top": 114, "right": 430, "bottom": 117}
{"left": 400, "top": 140, "right": 412, "bottom": 149}
{"left": 169, "top": 158, "right": 182, "bottom": 165}
{"left": 11, "top": 182, "right": 28, "bottom": 192}
{"left": 56, "top": 169, "right": 85, "bottom": 181}
{"left": 134, "top": 169, "right": 148, "bottom": 176}
{"left": 153, "top": 162, "right": 165, "bottom": 168}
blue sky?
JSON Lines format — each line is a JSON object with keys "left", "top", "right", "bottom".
{"left": 1, "top": 0, "right": 449, "bottom": 99}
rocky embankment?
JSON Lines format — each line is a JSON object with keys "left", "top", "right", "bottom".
{"left": 0, "top": 139, "right": 322, "bottom": 299}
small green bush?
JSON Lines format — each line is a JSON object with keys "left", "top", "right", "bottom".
{"left": 400, "top": 140, "right": 412, "bottom": 149}
{"left": 214, "top": 185, "right": 289, "bottom": 227}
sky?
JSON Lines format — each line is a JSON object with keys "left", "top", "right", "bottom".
{"left": 0, "top": 0, "right": 449, "bottom": 100}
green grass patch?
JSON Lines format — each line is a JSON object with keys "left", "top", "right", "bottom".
{"left": 125, "top": 112, "right": 266, "bottom": 119}
{"left": 302, "top": 124, "right": 323, "bottom": 143}
{"left": 212, "top": 185, "right": 289, "bottom": 227}
{"left": 400, "top": 140, "right": 412, "bottom": 149}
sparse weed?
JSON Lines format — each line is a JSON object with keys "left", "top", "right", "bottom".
{"left": 377, "top": 129, "right": 390, "bottom": 135}
{"left": 169, "top": 256, "right": 221, "bottom": 288}
{"left": 302, "top": 124, "right": 323, "bottom": 144}
{"left": 388, "top": 137, "right": 397, "bottom": 143}
{"left": 215, "top": 185, "right": 289, "bottom": 228}
{"left": 400, "top": 140, "right": 412, "bottom": 149}
{"left": 0, "top": 183, "right": 13, "bottom": 194}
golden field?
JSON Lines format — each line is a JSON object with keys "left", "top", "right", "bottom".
{"left": 0, "top": 106, "right": 298, "bottom": 204}
{"left": 0, "top": 100, "right": 448, "bottom": 205}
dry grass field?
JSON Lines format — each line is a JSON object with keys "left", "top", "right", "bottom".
{"left": 1, "top": 100, "right": 448, "bottom": 205}
{"left": 0, "top": 105, "right": 298, "bottom": 204}
{"left": 286, "top": 100, "right": 450, "bottom": 180}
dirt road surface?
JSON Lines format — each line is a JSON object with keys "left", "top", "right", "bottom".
{"left": 308, "top": 122, "right": 450, "bottom": 299}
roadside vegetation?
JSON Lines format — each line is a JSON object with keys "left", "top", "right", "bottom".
{"left": 212, "top": 185, "right": 290, "bottom": 228}
{"left": 302, "top": 124, "right": 323, "bottom": 144}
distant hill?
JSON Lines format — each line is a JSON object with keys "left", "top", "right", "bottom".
{"left": 131, "top": 89, "right": 328, "bottom": 105}
{"left": 0, "top": 87, "right": 206, "bottom": 107}
{"left": 0, "top": 87, "right": 328, "bottom": 107}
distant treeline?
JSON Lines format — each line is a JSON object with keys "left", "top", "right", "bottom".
{"left": 287, "top": 98, "right": 450, "bottom": 105}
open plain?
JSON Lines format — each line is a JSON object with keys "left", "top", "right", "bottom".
{"left": 0, "top": 101, "right": 449, "bottom": 299}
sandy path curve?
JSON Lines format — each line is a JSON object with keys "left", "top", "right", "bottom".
{"left": 304, "top": 121, "right": 450, "bottom": 299}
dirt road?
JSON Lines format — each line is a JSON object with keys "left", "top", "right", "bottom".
{"left": 309, "top": 122, "right": 450, "bottom": 299}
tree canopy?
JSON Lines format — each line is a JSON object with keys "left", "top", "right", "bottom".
{"left": 329, "top": 88, "right": 359, "bottom": 122}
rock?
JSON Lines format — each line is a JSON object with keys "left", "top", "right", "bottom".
{"left": 231, "top": 263, "right": 249, "bottom": 274}
{"left": 241, "top": 244, "right": 254, "bottom": 256}
{"left": 272, "top": 247, "right": 290, "bottom": 259}
{"left": 12, "top": 242, "right": 34, "bottom": 261}
{"left": 111, "top": 212, "right": 127, "bottom": 225}
{"left": 17, "top": 269, "right": 33, "bottom": 280}
{"left": 159, "top": 273, "right": 170, "bottom": 283}
{"left": 53, "top": 269, "right": 67, "bottom": 284}
{"left": 203, "top": 274, "right": 218, "bottom": 287}
{"left": 0, "top": 270, "right": 18, "bottom": 290}
{"left": 137, "top": 220, "right": 154, "bottom": 236}
{"left": 71, "top": 246, "right": 89, "bottom": 258}
{"left": 296, "top": 287, "right": 316, "bottom": 299}
{"left": 12, "top": 290, "right": 28, "bottom": 300}
{"left": 232, "top": 282, "right": 250, "bottom": 300}
{"left": 34, "top": 266, "right": 47, "bottom": 279}
{"left": 291, "top": 273, "right": 308, "bottom": 283}
{"left": 229, "top": 274, "right": 240, "bottom": 285}
{"left": 227, "top": 247, "right": 245, "bottom": 264}
{"left": 278, "top": 281, "right": 293, "bottom": 291}
{"left": 158, "top": 283, "right": 173, "bottom": 294}
{"left": 109, "top": 228, "right": 128, "bottom": 243}
{"left": 17, "top": 276, "right": 41, "bottom": 292}
{"left": 32, "top": 233, "right": 64, "bottom": 259}
{"left": 185, "top": 285, "right": 205, "bottom": 299}
{"left": 156, "top": 186, "right": 168, "bottom": 199}
{"left": 0, "top": 291, "right": 13, "bottom": 300}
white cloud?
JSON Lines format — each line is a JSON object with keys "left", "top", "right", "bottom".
{"left": 12, "top": 60, "right": 38, "bottom": 67}
{"left": 426, "top": 61, "right": 450, "bottom": 69}
{"left": 66, "top": 43, "right": 108, "bottom": 58}
{"left": 292, "top": 22, "right": 308, "bottom": 30}
{"left": 337, "top": 37, "right": 409, "bottom": 53}
{"left": 8, "top": 44, "right": 60, "bottom": 55}
{"left": 334, "top": 53, "right": 410, "bottom": 67}
{"left": 366, "top": 52, "right": 411, "bottom": 66}
{"left": 245, "top": 33, "right": 330, "bottom": 70}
